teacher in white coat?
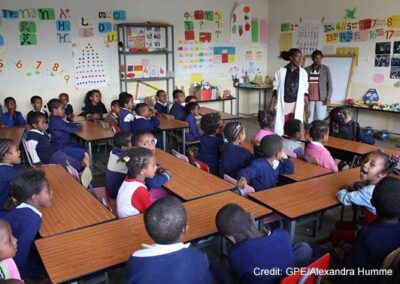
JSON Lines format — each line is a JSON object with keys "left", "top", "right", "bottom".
{"left": 269, "top": 48, "right": 310, "bottom": 136}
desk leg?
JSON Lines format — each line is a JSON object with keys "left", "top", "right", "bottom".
{"left": 87, "top": 141, "right": 93, "bottom": 172}
{"left": 182, "top": 129, "right": 186, "bottom": 154}
{"left": 289, "top": 220, "right": 296, "bottom": 243}
{"left": 236, "top": 88, "right": 240, "bottom": 115}
{"left": 162, "top": 131, "right": 167, "bottom": 151}
{"left": 222, "top": 100, "right": 225, "bottom": 113}
{"left": 231, "top": 98, "right": 233, "bottom": 114}
{"left": 264, "top": 89, "right": 267, "bottom": 111}
{"left": 258, "top": 90, "right": 261, "bottom": 110}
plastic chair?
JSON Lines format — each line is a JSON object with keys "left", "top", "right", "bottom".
{"left": 21, "top": 137, "right": 35, "bottom": 167}
{"left": 280, "top": 253, "right": 331, "bottom": 284}
{"left": 171, "top": 149, "right": 189, "bottom": 163}
{"left": 223, "top": 174, "right": 255, "bottom": 197}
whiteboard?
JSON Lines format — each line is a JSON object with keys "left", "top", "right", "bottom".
{"left": 303, "top": 55, "right": 356, "bottom": 104}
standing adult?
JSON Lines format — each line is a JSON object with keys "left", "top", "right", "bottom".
{"left": 269, "top": 48, "right": 310, "bottom": 136}
{"left": 305, "top": 50, "right": 333, "bottom": 124}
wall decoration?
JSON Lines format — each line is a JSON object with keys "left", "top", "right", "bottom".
{"left": 279, "top": 33, "right": 292, "bottom": 52}
{"left": 176, "top": 40, "right": 213, "bottom": 72}
{"left": 251, "top": 18, "right": 259, "bottom": 43}
{"left": 295, "top": 21, "right": 323, "bottom": 55}
{"left": 372, "top": 73, "right": 385, "bottom": 84}
{"left": 375, "top": 55, "right": 390, "bottom": 67}
{"left": 214, "top": 46, "right": 235, "bottom": 64}
{"left": 182, "top": 9, "right": 222, "bottom": 42}
{"left": 345, "top": 8, "right": 357, "bottom": 20}
{"left": 260, "top": 19, "right": 267, "bottom": 43}
{"left": 231, "top": 3, "right": 251, "bottom": 43}
{"left": 375, "top": 42, "right": 391, "bottom": 54}
{"left": 393, "top": 41, "right": 400, "bottom": 53}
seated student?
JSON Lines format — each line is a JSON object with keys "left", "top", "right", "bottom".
{"left": 216, "top": 204, "right": 312, "bottom": 284}
{"left": 82, "top": 89, "right": 107, "bottom": 120}
{"left": 59, "top": 92, "right": 74, "bottom": 119}
{"left": 0, "top": 168, "right": 52, "bottom": 278}
{"left": 168, "top": 89, "right": 186, "bottom": 121}
{"left": 27, "top": 95, "right": 48, "bottom": 122}
{"left": 238, "top": 135, "right": 294, "bottom": 191}
{"left": 132, "top": 103, "right": 160, "bottom": 132}
{"left": 47, "top": 98, "right": 86, "bottom": 162}
{"left": 305, "top": 120, "right": 338, "bottom": 172}
{"left": 345, "top": 177, "right": 400, "bottom": 284}
{"left": 253, "top": 110, "right": 275, "bottom": 144}
{"left": 116, "top": 147, "right": 156, "bottom": 218}
{"left": 0, "top": 220, "right": 22, "bottom": 283}
{"left": 25, "top": 112, "right": 89, "bottom": 171}
{"left": 126, "top": 196, "right": 212, "bottom": 284}
{"left": 118, "top": 92, "right": 135, "bottom": 132}
{"left": 154, "top": 90, "right": 168, "bottom": 115}
{"left": 197, "top": 113, "right": 224, "bottom": 175}
{"left": 219, "top": 122, "right": 253, "bottom": 179}
{"left": 0, "top": 139, "right": 24, "bottom": 211}
{"left": 184, "top": 102, "right": 201, "bottom": 142}
{"left": 283, "top": 119, "right": 305, "bottom": 158}
{"left": 185, "top": 95, "right": 198, "bottom": 103}
{"left": 2, "top": 97, "right": 26, "bottom": 127}
{"left": 104, "top": 99, "right": 121, "bottom": 132}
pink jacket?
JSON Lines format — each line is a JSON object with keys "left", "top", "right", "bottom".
{"left": 305, "top": 142, "right": 338, "bottom": 172}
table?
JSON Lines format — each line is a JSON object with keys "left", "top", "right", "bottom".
{"left": 36, "top": 191, "right": 271, "bottom": 283}
{"left": 249, "top": 167, "right": 360, "bottom": 242}
{"left": 198, "top": 96, "right": 236, "bottom": 114}
{"left": 40, "top": 165, "right": 115, "bottom": 237}
{"left": 199, "top": 107, "right": 242, "bottom": 121}
{"left": 157, "top": 117, "right": 188, "bottom": 154}
{"left": 0, "top": 126, "right": 25, "bottom": 146}
{"left": 235, "top": 84, "right": 272, "bottom": 116}
{"left": 155, "top": 149, "right": 234, "bottom": 200}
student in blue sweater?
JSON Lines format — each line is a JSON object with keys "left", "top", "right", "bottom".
{"left": 168, "top": 89, "right": 186, "bottom": 121}
{"left": 2, "top": 97, "right": 26, "bottom": 127}
{"left": 25, "top": 112, "right": 89, "bottom": 171}
{"left": 344, "top": 176, "right": 400, "bottom": 284}
{"left": 47, "top": 99, "right": 86, "bottom": 162}
{"left": 184, "top": 102, "right": 201, "bottom": 142}
{"left": 154, "top": 90, "right": 168, "bottom": 115}
{"left": 215, "top": 204, "right": 312, "bottom": 284}
{"left": 219, "top": 122, "right": 253, "bottom": 179}
{"left": 0, "top": 139, "right": 24, "bottom": 211}
{"left": 126, "top": 196, "right": 212, "bottom": 284}
{"left": 132, "top": 103, "right": 160, "bottom": 132}
{"left": 238, "top": 134, "right": 294, "bottom": 191}
{"left": 197, "top": 113, "right": 224, "bottom": 175}
{"left": 0, "top": 168, "right": 52, "bottom": 279}
{"left": 118, "top": 92, "right": 135, "bottom": 132}
{"left": 27, "top": 96, "right": 49, "bottom": 123}
{"left": 59, "top": 93, "right": 74, "bottom": 120}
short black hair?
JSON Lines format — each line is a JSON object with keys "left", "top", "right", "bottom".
{"left": 0, "top": 138, "right": 14, "bottom": 163}
{"left": 371, "top": 177, "right": 400, "bottom": 219}
{"left": 216, "top": 203, "right": 253, "bottom": 238}
{"left": 131, "top": 131, "right": 154, "bottom": 146}
{"left": 113, "top": 131, "right": 132, "bottom": 148}
{"left": 4, "top": 97, "right": 15, "bottom": 105}
{"left": 200, "top": 113, "right": 221, "bottom": 135}
{"left": 110, "top": 99, "right": 119, "bottom": 108}
{"left": 309, "top": 120, "right": 329, "bottom": 141}
{"left": 172, "top": 89, "right": 184, "bottom": 99}
{"left": 185, "top": 95, "right": 197, "bottom": 103}
{"left": 257, "top": 110, "right": 274, "bottom": 129}
{"left": 361, "top": 150, "right": 398, "bottom": 175}
{"left": 119, "top": 92, "right": 133, "bottom": 107}
{"left": 125, "top": 147, "right": 154, "bottom": 178}
{"left": 260, "top": 134, "right": 283, "bottom": 158}
{"left": 47, "top": 98, "right": 62, "bottom": 113}
{"left": 224, "top": 121, "right": 244, "bottom": 143}
{"left": 144, "top": 196, "right": 187, "bottom": 244}
{"left": 155, "top": 90, "right": 166, "bottom": 97}
{"left": 27, "top": 111, "right": 46, "bottom": 125}
{"left": 184, "top": 102, "right": 200, "bottom": 114}
{"left": 59, "top": 93, "right": 69, "bottom": 99}
{"left": 284, "top": 119, "right": 302, "bottom": 138}
{"left": 135, "top": 103, "right": 148, "bottom": 116}
{"left": 311, "top": 49, "right": 323, "bottom": 60}
{"left": 30, "top": 95, "right": 42, "bottom": 104}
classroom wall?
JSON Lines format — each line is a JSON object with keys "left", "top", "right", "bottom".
{"left": 267, "top": 0, "right": 400, "bottom": 133}
{"left": 0, "top": 0, "right": 269, "bottom": 116}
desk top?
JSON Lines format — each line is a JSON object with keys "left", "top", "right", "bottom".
{"left": 158, "top": 117, "right": 188, "bottom": 130}
{"left": 249, "top": 167, "right": 360, "bottom": 220}
{"left": 36, "top": 191, "right": 271, "bottom": 283}
{"left": 74, "top": 120, "right": 114, "bottom": 142}
{"left": 0, "top": 126, "right": 25, "bottom": 146}
{"left": 40, "top": 165, "right": 115, "bottom": 237}
{"left": 199, "top": 107, "right": 242, "bottom": 121}
{"left": 155, "top": 149, "right": 234, "bottom": 200}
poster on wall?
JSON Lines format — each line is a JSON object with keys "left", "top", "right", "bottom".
{"left": 176, "top": 40, "right": 213, "bottom": 73}
{"left": 390, "top": 55, "right": 400, "bottom": 78}
{"left": 230, "top": 3, "right": 251, "bottom": 44}
{"left": 295, "top": 21, "right": 323, "bottom": 56}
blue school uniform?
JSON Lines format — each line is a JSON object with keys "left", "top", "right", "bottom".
{"left": 119, "top": 108, "right": 135, "bottom": 132}
{"left": 238, "top": 158, "right": 294, "bottom": 191}
{"left": 197, "top": 134, "right": 223, "bottom": 175}
{"left": 64, "top": 104, "right": 74, "bottom": 117}
{"left": 154, "top": 102, "right": 168, "bottom": 114}
{"left": 219, "top": 143, "right": 253, "bottom": 178}
{"left": 0, "top": 203, "right": 43, "bottom": 278}
{"left": 145, "top": 171, "right": 171, "bottom": 189}
{"left": 0, "top": 163, "right": 24, "bottom": 210}
{"left": 82, "top": 102, "right": 107, "bottom": 116}
{"left": 185, "top": 114, "right": 201, "bottom": 142}
{"left": 169, "top": 102, "right": 186, "bottom": 121}
{"left": 131, "top": 116, "right": 160, "bottom": 132}
{"left": 2, "top": 112, "right": 26, "bottom": 127}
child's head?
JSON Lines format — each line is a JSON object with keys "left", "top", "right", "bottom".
{"left": 371, "top": 177, "right": 400, "bottom": 221}
{"left": 284, "top": 119, "right": 304, "bottom": 140}
{"left": 59, "top": 93, "right": 69, "bottom": 107}
{"left": 84, "top": 89, "right": 101, "bottom": 106}
{"left": 5, "top": 168, "right": 52, "bottom": 210}
{"left": 0, "top": 220, "right": 17, "bottom": 261}
{"left": 308, "top": 120, "right": 329, "bottom": 142}
{"left": 257, "top": 110, "right": 274, "bottom": 130}
{"left": 185, "top": 95, "right": 197, "bottom": 103}
{"left": 113, "top": 131, "right": 132, "bottom": 150}
{"left": 131, "top": 131, "right": 156, "bottom": 154}
{"left": 172, "top": 89, "right": 185, "bottom": 104}
{"left": 0, "top": 139, "right": 21, "bottom": 165}
{"left": 110, "top": 99, "right": 121, "bottom": 114}
{"left": 144, "top": 196, "right": 187, "bottom": 244}
{"left": 155, "top": 90, "right": 167, "bottom": 103}
{"left": 359, "top": 150, "right": 398, "bottom": 184}
{"left": 30, "top": 95, "right": 43, "bottom": 111}
{"left": 27, "top": 112, "right": 47, "bottom": 132}
{"left": 224, "top": 121, "right": 245, "bottom": 144}
{"left": 329, "top": 106, "right": 351, "bottom": 126}
{"left": 4, "top": 97, "right": 16, "bottom": 112}
{"left": 311, "top": 49, "right": 323, "bottom": 66}
{"left": 125, "top": 147, "right": 156, "bottom": 179}
{"left": 184, "top": 102, "right": 200, "bottom": 116}
{"left": 260, "top": 134, "right": 283, "bottom": 159}
{"left": 119, "top": 92, "right": 134, "bottom": 109}
{"left": 200, "top": 113, "right": 222, "bottom": 135}
{"left": 216, "top": 203, "right": 255, "bottom": 244}
{"left": 47, "top": 98, "right": 65, "bottom": 117}
{"left": 135, "top": 103, "right": 150, "bottom": 117}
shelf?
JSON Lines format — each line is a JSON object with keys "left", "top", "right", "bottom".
{"left": 119, "top": 50, "right": 173, "bottom": 55}
{"left": 122, "top": 76, "right": 175, "bottom": 82}
{"left": 198, "top": 97, "right": 236, "bottom": 103}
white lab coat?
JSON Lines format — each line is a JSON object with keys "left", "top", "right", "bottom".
{"left": 273, "top": 66, "right": 309, "bottom": 136}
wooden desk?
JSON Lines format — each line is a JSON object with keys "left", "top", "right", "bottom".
{"left": 36, "top": 191, "right": 271, "bottom": 283}
{"left": 40, "top": 165, "right": 115, "bottom": 237}
{"left": 249, "top": 167, "right": 360, "bottom": 242}
{"left": 235, "top": 84, "right": 272, "bottom": 115}
{"left": 155, "top": 149, "right": 234, "bottom": 200}
{"left": 158, "top": 117, "right": 188, "bottom": 154}
{"left": 0, "top": 126, "right": 25, "bottom": 146}
{"left": 199, "top": 107, "right": 242, "bottom": 121}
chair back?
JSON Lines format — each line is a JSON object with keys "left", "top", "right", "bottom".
{"left": 21, "top": 137, "right": 35, "bottom": 167}
{"left": 172, "top": 149, "right": 189, "bottom": 163}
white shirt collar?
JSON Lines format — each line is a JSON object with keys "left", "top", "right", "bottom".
{"left": 156, "top": 101, "right": 168, "bottom": 106}
{"left": 30, "top": 129, "right": 45, "bottom": 135}
{"left": 16, "top": 202, "right": 42, "bottom": 218}
{"left": 135, "top": 115, "right": 148, "bottom": 120}
{"left": 310, "top": 141, "right": 325, "bottom": 148}
{"left": 132, "top": 242, "right": 190, "bottom": 257}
